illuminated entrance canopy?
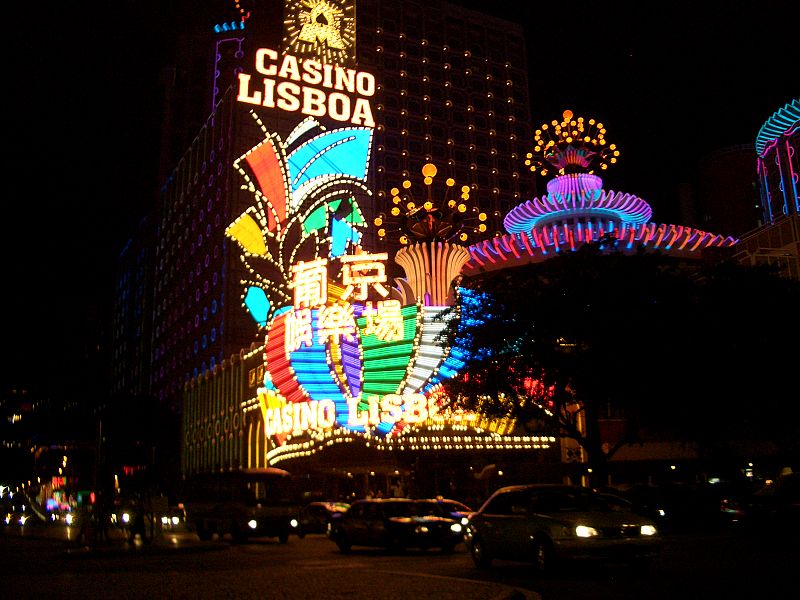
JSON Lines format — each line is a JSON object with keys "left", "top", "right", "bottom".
{"left": 237, "top": 48, "right": 375, "bottom": 127}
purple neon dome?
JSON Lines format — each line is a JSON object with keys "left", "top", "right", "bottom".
{"left": 465, "top": 109, "right": 739, "bottom": 273}
{"left": 504, "top": 173, "right": 653, "bottom": 232}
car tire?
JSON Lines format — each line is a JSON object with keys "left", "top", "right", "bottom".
{"left": 231, "top": 525, "right": 249, "bottom": 544}
{"left": 470, "top": 538, "right": 493, "bottom": 568}
{"left": 440, "top": 542, "right": 455, "bottom": 554}
{"left": 278, "top": 531, "right": 289, "bottom": 544}
{"left": 196, "top": 523, "right": 212, "bottom": 541}
{"left": 335, "top": 532, "right": 352, "bottom": 553}
{"left": 531, "top": 537, "right": 555, "bottom": 575}
{"left": 386, "top": 535, "right": 406, "bottom": 552}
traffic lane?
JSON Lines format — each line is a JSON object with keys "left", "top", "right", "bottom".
{"left": 0, "top": 531, "right": 536, "bottom": 600}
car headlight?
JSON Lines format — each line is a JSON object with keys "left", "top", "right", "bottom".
{"left": 450, "top": 523, "right": 463, "bottom": 534}
{"left": 65, "top": 513, "right": 74, "bottom": 526}
{"left": 640, "top": 524, "right": 657, "bottom": 536}
{"left": 575, "top": 525, "right": 599, "bottom": 538}
{"left": 122, "top": 512, "right": 130, "bottom": 524}
{"left": 290, "top": 518, "right": 299, "bottom": 528}
{"left": 171, "top": 516, "right": 180, "bottom": 526}
{"left": 248, "top": 519, "right": 258, "bottom": 530}
{"left": 161, "top": 516, "right": 169, "bottom": 525}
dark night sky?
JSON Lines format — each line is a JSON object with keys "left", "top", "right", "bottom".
{"left": 5, "top": 1, "right": 797, "bottom": 395}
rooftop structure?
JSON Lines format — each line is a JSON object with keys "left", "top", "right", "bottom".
{"left": 463, "top": 110, "right": 740, "bottom": 274}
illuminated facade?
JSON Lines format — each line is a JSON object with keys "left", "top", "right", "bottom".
{"left": 182, "top": 157, "right": 557, "bottom": 490}
{"left": 106, "top": 0, "right": 542, "bottom": 495}
{"left": 731, "top": 98, "right": 800, "bottom": 280}
{"left": 755, "top": 98, "right": 799, "bottom": 225}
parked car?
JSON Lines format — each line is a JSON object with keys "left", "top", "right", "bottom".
{"left": 298, "top": 501, "right": 350, "bottom": 536}
{"left": 465, "top": 484, "right": 661, "bottom": 573}
{"left": 328, "top": 498, "right": 464, "bottom": 553}
{"left": 611, "top": 481, "right": 754, "bottom": 532}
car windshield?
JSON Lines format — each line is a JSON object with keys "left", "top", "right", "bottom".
{"left": 532, "top": 489, "right": 620, "bottom": 513}
{"left": 413, "top": 502, "right": 443, "bottom": 516}
{"left": 381, "top": 501, "right": 419, "bottom": 517}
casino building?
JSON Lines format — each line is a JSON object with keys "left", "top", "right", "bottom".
{"left": 111, "top": 0, "right": 541, "bottom": 498}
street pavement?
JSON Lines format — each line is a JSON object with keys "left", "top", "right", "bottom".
{"left": 1, "top": 524, "right": 539, "bottom": 600}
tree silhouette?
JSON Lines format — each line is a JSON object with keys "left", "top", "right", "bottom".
{"left": 441, "top": 241, "right": 800, "bottom": 485}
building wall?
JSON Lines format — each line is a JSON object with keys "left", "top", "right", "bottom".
{"left": 356, "top": 0, "right": 534, "bottom": 254}
{"left": 111, "top": 215, "right": 155, "bottom": 399}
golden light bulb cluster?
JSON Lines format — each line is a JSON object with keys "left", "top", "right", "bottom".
{"left": 374, "top": 163, "right": 490, "bottom": 244}
{"left": 524, "top": 109, "right": 621, "bottom": 176}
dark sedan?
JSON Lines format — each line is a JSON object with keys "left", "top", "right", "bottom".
{"left": 329, "top": 498, "right": 464, "bottom": 553}
{"left": 466, "top": 484, "right": 661, "bottom": 573}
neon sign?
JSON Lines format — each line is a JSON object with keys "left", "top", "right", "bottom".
{"left": 237, "top": 48, "right": 375, "bottom": 126}
{"left": 260, "top": 393, "right": 440, "bottom": 437}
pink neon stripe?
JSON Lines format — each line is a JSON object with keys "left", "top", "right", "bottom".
{"left": 493, "top": 237, "right": 508, "bottom": 260}
{"left": 552, "top": 225, "right": 560, "bottom": 251}
{"left": 667, "top": 226, "right": 682, "bottom": 246}
{"left": 677, "top": 229, "right": 693, "bottom": 250}
{"left": 508, "top": 235, "right": 521, "bottom": 258}
{"left": 689, "top": 232, "right": 706, "bottom": 251}
{"left": 654, "top": 225, "right": 666, "bottom": 247}
{"left": 533, "top": 228, "right": 544, "bottom": 249}
{"left": 520, "top": 232, "right": 534, "bottom": 256}
{"left": 469, "top": 248, "right": 485, "bottom": 267}
{"left": 482, "top": 240, "right": 497, "bottom": 263}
